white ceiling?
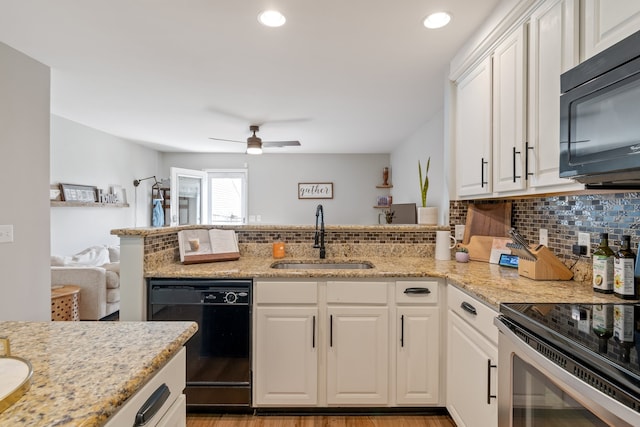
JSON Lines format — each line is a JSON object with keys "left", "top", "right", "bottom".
{"left": 0, "top": 0, "right": 500, "bottom": 154}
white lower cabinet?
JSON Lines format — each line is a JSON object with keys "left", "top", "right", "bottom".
{"left": 254, "top": 306, "right": 318, "bottom": 405}
{"left": 446, "top": 286, "right": 499, "bottom": 427}
{"left": 326, "top": 306, "right": 388, "bottom": 405}
{"left": 253, "top": 278, "right": 443, "bottom": 408}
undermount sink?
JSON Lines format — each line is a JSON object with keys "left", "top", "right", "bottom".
{"left": 270, "top": 260, "right": 374, "bottom": 270}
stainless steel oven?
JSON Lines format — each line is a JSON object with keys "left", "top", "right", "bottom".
{"left": 496, "top": 303, "right": 640, "bottom": 426}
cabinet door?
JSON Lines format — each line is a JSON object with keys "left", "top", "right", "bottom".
{"left": 326, "top": 307, "right": 388, "bottom": 405}
{"left": 492, "top": 25, "right": 527, "bottom": 193}
{"left": 455, "top": 57, "right": 492, "bottom": 197}
{"left": 528, "top": 0, "right": 583, "bottom": 190}
{"left": 254, "top": 307, "right": 318, "bottom": 406}
{"left": 583, "top": 0, "right": 640, "bottom": 60}
{"left": 446, "top": 311, "right": 498, "bottom": 427}
{"left": 396, "top": 307, "right": 440, "bottom": 405}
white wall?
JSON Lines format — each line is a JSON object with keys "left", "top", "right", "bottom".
{"left": 390, "top": 109, "right": 448, "bottom": 224}
{"left": 50, "top": 116, "right": 161, "bottom": 255}
{"left": 0, "top": 42, "right": 51, "bottom": 321}
{"left": 160, "top": 153, "right": 390, "bottom": 225}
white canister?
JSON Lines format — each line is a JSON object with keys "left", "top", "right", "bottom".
{"left": 435, "top": 230, "right": 456, "bottom": 260}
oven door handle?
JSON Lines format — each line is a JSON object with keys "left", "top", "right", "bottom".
{"left": 494, "top": 316, "right": 638, "bottom": 427}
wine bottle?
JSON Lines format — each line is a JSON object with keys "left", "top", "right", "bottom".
{"left": 593, "top": 233, "right": 614, "bottom": 293}
{"left": 614, "top": 235, "right": 636, "bottom": 299}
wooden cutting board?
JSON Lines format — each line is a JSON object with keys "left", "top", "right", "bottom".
{"left": 457, "top": 235, "right": 513, "bottom": 263}
{"left": 462, "top": 202, "right": 512, "bottom": 244}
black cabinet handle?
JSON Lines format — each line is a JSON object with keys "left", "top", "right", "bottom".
{"left": 312, "top": 315, "right": 316, "bottom": 348}
{"left": 403, "top": 287, "right": 431, "bottom": 295}
{"left": 487, "top": 359, "right": 497, "bottom": 404}
{"left": 481, "top": 157, "right": 488, "bottom": 188}
{"left": 512, "top": 146, "right": 521, "bottom": 182}
{"left": 525, "top": 141, "right": 534, "bottom": 180}
{"left": 330, "top": 314, "right": 333, "bottom": 347}
{"left": 400, "top": 315, "right": 405, "bottom": 347}
{"left": 461, "top": 301, "right": 477, "bottom": 316}
{"left": 135, "top": 383, "right": 170, "bottom": 426}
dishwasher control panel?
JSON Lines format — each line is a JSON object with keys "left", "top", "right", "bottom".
{"left": 202, "top": 289, "right": 250, "bottom": 305}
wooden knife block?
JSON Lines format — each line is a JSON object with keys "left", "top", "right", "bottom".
{"left": 518, "top": 245, "right": 573, "bottom": 281}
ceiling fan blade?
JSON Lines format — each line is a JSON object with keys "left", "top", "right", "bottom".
{"left": 262, "top": 140, "right": 301, "bottom": 147}
{"left": 208, "top": 137, "right": 246, "bottom": 143}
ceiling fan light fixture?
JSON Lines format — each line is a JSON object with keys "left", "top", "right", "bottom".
{"left": 258, "top": 10, "right": 286, "bottom": 27}
{"left": 246, "top": 140, "right": 263, "bottom": 155}
{"left": 423, "top": 12, "right": 451, "bottom": 29}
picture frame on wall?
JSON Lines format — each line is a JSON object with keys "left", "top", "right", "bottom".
{"left": 298, "top": 182, "right": 333, "bottom": 199}
{"left": 59, "top": 183, "right": 98, "bottom": 202}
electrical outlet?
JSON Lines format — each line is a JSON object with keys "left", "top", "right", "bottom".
{"left": 454, "top": 224, "right": 465, "bottom": 241}
{"left": 578, "top": 232, "right": 591, "bottom": 255}
{"left": 539, "top": 228, "right": 548, "bottom": 246}
{"left": 0, "top": 225, "right": 14, "bottom": 243}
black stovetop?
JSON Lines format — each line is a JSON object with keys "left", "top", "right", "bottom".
{"left": 500, "top": 302, "right": 640, "bottom": 387}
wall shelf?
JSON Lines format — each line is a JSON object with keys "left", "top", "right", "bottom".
{"left": 376, "top": 184, "right": 393, "bottom": 188}
{"left": 373, "top": 205, "right": 391, "bottom": 209}
{"left": 50, "top": 201, "right": 129, "bottom": 208}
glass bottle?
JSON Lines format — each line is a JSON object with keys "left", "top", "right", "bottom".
{"left": 613, "top": 305, "right": 635, "bottom": 363}
{"left": 592, "top": 304, "right": 613, "bottom": 354}
{"left": 593, "top": 233, "right": 614, "bottom": 293}
{"left": 614, "top": 235, "right": 636, "bottom": 299}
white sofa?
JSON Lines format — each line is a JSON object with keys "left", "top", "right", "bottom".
{"left": 50, "top": 246, "right": 120, "bottom": 320}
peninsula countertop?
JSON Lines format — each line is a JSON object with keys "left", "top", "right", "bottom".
{"left": 0, "top": 321, "right": 197, "bottom": 427}
{"left": 145, "top": 256, "right": 630, "bottom": 309}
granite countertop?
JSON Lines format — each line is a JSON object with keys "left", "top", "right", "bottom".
{"left": 0, "top": 321, "right": 197, "bottom": 427}
{"left": 146, "top": 256, "right": 632, "bottom": 309}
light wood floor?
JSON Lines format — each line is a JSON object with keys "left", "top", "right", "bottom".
{"left": 186, "top": 414, "right": 456, "bottom": 427}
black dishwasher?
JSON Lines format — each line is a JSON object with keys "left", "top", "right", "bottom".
{"left": 148, "top": 278, "right": 252, "bottom": 410}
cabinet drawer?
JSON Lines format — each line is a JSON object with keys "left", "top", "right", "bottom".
{"left": 447, "top": 285, "right": 499, "bottom": 345}
{"left": 255, "top": 281, "right": 318, "bottom": 304}
{"left": 395, "top": 280, "right": 440, "bottom": 304}
{"left": 327, "top": 281, "right": 387, "bottom": 304}
{"left": 105, "top": 347, "right": 185, "bottom": 427}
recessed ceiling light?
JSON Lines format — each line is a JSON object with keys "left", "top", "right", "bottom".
{"left": 258, "top": 10, "right": 286, "bottom": 27}
{"left": 423, "top": 12, "right": 451, "bottom": 29}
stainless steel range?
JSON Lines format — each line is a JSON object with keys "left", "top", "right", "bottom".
{"left": 496, "top": 303, "right": 640, "bottom": 426}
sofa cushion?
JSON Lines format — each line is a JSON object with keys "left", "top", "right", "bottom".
{"left": 51, "top": 246, "right": 110, "bottom": 267}
{"left": 105, "top": 270, "right": 120, "bottom": 289}
{"left": 107, "top": 288, "right": 120, "bottom": 304}
{"left": 107, "top": 245, "right": 120, "bottom": 263}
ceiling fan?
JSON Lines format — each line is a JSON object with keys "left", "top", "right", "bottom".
{"left": 209, "top": 125, "right": 301, "bottom": 154}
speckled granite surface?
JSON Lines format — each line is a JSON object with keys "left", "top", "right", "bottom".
{"left": 0, "top": 321, "right": 197, "bottom": 427}
{"left": 146, "top": 256, "right": 634, "bottom": 309}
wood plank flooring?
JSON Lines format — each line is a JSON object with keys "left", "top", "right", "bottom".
{"left": 186, "top": 414, "right": 456, "bottom": 427}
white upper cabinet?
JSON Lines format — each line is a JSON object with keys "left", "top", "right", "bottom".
{"left": 455, "top": 57, "right": 492, "bottom": 197}
{"left": 492, "top": 25, "right": 527, "bottom": 193}
{"left": 582, "top": 0, "right": 640, "bottom": 60}
{"left": 527, "top": 0, "right": 584, "bottom": 190}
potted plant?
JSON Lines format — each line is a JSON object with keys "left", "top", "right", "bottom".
{"left": 455, "top": 246, "right": 470, "bottom": 263}
{"left": 417, "top": 156, "right": 437, "bottom": 224}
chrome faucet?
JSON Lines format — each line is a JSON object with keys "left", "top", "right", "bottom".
{"left": 313, "top": 204, "right": 326, "bottom": 259}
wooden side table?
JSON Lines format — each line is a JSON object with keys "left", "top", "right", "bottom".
{"left": 51, "top": 285, "right": 81, "bottom": 321}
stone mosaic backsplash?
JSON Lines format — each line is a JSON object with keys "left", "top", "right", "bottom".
{"left": 450, "top": 191, "right": 640, "bottom": 282}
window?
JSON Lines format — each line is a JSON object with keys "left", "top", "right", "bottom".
{"left": 207, "top": 169, "right": 248, "bottom": 224}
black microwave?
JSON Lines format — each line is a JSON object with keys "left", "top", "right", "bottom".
{"left": 560, "top": 29, "right": 640, "bottom": 188}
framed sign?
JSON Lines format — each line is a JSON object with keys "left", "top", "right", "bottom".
{"left": 59, "top": 183, "right": 98, "bottom": 202}
{"left": 298, "top": 182, "right": 333, "bottom": 199}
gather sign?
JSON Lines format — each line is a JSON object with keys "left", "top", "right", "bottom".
{"left": 298, "top": 182, "right": 333, "bottom": 199}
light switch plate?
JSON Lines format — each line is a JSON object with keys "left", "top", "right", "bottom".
{"left": 0, "top": 225, "right": 14, "bottom": 243}
{"left": 454, "top": 224, "right": 465, "bottom": 241}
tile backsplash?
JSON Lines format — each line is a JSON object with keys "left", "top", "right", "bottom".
{"left": 450, "top": 191, "right": 640, "bottom": 281}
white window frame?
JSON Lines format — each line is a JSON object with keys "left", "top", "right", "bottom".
{"left": 206, "top": 168, "right": 248, "bottom": 225}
